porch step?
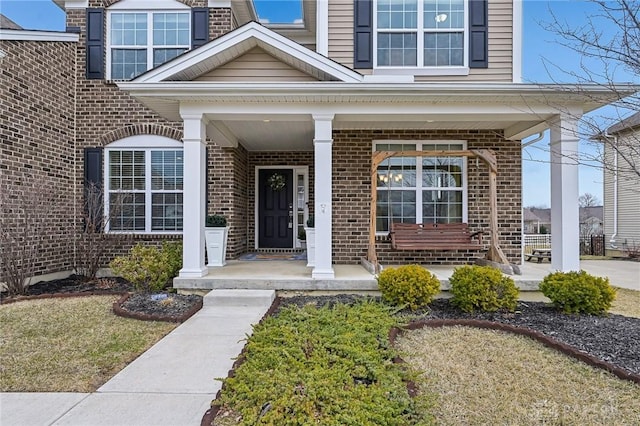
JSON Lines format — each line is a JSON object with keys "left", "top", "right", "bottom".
{"left": 203, "top": 289, "right": 276, "bottom": 308}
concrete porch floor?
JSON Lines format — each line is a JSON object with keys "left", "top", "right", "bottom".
{"left": 172, "top": 259, "right": 640, "bottom": 292}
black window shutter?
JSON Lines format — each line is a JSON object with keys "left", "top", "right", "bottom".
{"left": 468, "top": 0, "right": 488, "bottom": 68}
{"left": 192, "top": 8, "right": 209, "bottom": 49}
{"left": 353, "top": 0, "right": 373, "bottom": 69}
{"left": 86, "top": 8, "right": 105, "bottom": 79}
{"left": 84, "top": 148, "right": 104, "bottom": 231}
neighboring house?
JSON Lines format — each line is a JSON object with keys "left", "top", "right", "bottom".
{"left": 523, "top": 206, "right": 602, "bottom": 236}
{"left": 1, "top": 0, "right": 636, "bottom": 286}
{"left": 579, "top": 206, "right": 603, "bottom": 236}
{"left": 0, "top": 14, "right": 22, "bottom": 30}
{"left": 601, "top": 112, "right": 640, "bottom": 257}
{"left": 522, "top": 207, "right": 551, "bottom": 234}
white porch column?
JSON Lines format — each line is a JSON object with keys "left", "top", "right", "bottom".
{"left": 312, "top": 114, "right": 335, "bottom": 279}
{"left": 550, "top": 113, "right": 581, "bottom": 272}
{"left": 179, "top": 114, "right": 208, "bottom": 277}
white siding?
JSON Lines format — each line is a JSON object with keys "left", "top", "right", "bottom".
{"left": 603, "top": 135, "right": 640, "bottom": 251}
{"left": 328, "top": 0, "right": 354, "bottom": 69}
{"left": 327, "top": 0, "right": 513, "bottom": 81}
{"left": 194, "top": 47, "right": 318, "bottom": 82}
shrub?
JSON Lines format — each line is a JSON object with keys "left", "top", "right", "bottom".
{"left": 205, "top": 214, "right": 227, "bottom": 227}
{"left": 110, "top": 243, "right": 175, "bottom": 293}
{"left": 539, "top": 270, "right": 616, "bottom": 314}
{"left": 162, "top": 241, "right": 183, "bottom": 279}
{"left": 449, "top": 265, "right": 519, "bottom": 313}
{"left": 217, "top": 301, "right": 424, "bottom": 425}
{"left": 377, "top": 264, "right": 440, "bottom": 310}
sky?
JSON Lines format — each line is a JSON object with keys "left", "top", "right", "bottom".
{"left": 1, "top": 0, "right": 636, "bottom": 207}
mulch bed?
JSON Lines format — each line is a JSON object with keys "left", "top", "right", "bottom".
{"left": 0, "top": 275, "right": 202, "bottom": 323}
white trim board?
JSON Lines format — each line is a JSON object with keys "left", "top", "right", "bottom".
{"left": 0, "top": 29, "right": 79, "bottom": 42}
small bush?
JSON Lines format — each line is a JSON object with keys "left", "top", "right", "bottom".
{"left": 217, "top": 301, "right": 424, "bottom": 425}
{"left": 539, "top": 270, "right": 616, "bottom": 314}
{"left": 162, "top": 241, "right": 183, "bottom": 278}
{"left": 377, "top": 264, "right": 440, "bottom": 310}
{"left": 205, "top": 214, "right": 227, "bottom": 227}
{"left": 110, "top": 243, "right": 175, "bottom": 293}
{"left": 449, "top": 265, "right": 519, "bottom": 313}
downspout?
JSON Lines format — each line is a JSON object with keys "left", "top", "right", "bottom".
{"left": 604, "top": 131, "right": 619, "bottom": 248}
{"left": 522, "top": 132, "right": 545, "bottom": 148}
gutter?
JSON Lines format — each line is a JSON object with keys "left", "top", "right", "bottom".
{"left": 604, "top": 131, "right": 619, "bottom": 248}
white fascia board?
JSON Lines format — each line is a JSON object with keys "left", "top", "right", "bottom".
{"left": 59, "top": 0, "right": 88, "bottom": 9}
{"left": 209, "top": 0, "right": 231, "bottom": 7}
{"left": 119, "top": 81, "right": 639, "bottom": 98}
{"left": 0, "top": 29, "right": 79, "bottom": 42}
{"left": 134, "top": 22, "right": 362, "bottom": 83}
{"left": 512, "top": 0, "right": 523, "bottom": 83}
{"left": 109, "top": 0, "right": 189, "bottom": 10}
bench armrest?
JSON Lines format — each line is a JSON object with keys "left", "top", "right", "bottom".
{"left": 470, "top": 230, "right": 483, "bottom": 245}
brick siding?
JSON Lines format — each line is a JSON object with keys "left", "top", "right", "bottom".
{"left": 332, "top": 130, "right": 522, "bottom": 265}
{"left": 65, "top": 3, "right": 235, "bottom": 267}
{"left": 0, "top": 39, "right": 77, "bottom": 277}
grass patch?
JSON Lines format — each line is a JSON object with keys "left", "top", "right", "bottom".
{"left": 215, "top": 301, "right": 430, "bottom": 425}
{"left": 0, "top": 296, "right": 176, "bottom": 392}
{"left": 397, "top": 326, "right": 640, "bottom": 425}
{"left": 610, "top": 287, "right": 640, "bottom": 318}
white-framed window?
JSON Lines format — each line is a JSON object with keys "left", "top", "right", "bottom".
{"left": 107, "top": 10, "right": 190, "bottom": 80}
{"left": 375, "top": 140, "right": 467, "bottom": 233}
{"left": 105, "top": 135, "right": 183, "bottom": 233}
{"left": 374, "top": 0, "right": 467, "bottom": 70}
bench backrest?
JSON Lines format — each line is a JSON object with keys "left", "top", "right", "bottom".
{"left": 390, "top": 222, "right": 481, "bottom": 249}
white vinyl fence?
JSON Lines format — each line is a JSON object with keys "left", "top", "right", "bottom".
{"left": 523, "top": 234, "right": 551, "bottom": 254}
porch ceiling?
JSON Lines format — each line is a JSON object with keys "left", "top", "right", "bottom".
{"left": 208, "top": 114, "right": 548, "bottom": 151}
{"left": 118, "top": 81, "right": 639, "bottom": 148}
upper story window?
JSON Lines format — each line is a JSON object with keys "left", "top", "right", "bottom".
{"left": 375, "top": 141, "right": 467, "bottom": 233}
{"left": 108, "top": 11, "right": 190, "bottom": 80}
{"left": 375, "top": 0, "right": 466, "bottom": 69}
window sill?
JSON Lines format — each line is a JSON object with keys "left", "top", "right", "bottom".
{"left": 373, "top": 67, "right": 470, "bottom": 77}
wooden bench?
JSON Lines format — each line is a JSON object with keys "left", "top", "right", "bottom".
{"left": 389, "top": 222, "right": 484, "bottom": 250}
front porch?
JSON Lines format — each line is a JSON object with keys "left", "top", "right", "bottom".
{"left": 116, "top": 23, "right": 631, "bottom": 281}
{"left": 174, "top": 260, "right": 554, "bottom": 292}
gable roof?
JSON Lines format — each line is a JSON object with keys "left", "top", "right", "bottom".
{"left": 607, "top": 111, "right": 640, "bottom": 135}
{"left": 0, "top": 14, "right": 22, "bottom": 30}
{"left": 133, "top": 21, "right": 362, "bottom": 84}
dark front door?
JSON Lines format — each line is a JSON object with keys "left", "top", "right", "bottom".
{"left": 258, "top": 169, "right": 294, "bottom": 248}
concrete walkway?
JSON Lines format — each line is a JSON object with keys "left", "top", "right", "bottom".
{"left": 0, "top": 290, "right": 275, "bottom": 426}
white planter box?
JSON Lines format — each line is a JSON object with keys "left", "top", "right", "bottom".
{"left": 305, "top": 227, "right": 315, "bottom": 267}
{"left": 205, "top": 226, "right": 229, "bottom": 267}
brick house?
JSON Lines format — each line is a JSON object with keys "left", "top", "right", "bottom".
{"left": 1, "top": 0, "right": 634, "bottom": 286}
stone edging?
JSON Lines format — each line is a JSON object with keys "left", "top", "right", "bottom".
{"left": 200, "top": 297, "right": 282, "bottom": 426}
{"left": 112, "top": 293, "right": 203, "bottom": 324}
{"left": 0, "top": 291, "right": 128, "bottom": 305}
{"left": 388, "top": 319, "right": 640, "bottom": 385}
